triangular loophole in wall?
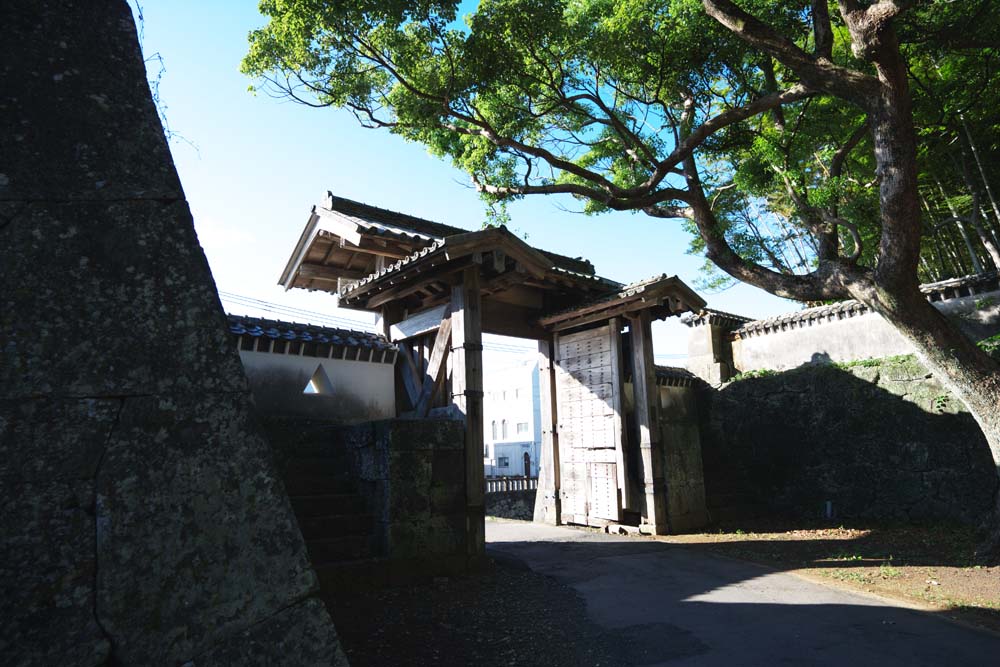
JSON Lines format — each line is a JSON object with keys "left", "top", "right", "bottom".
{"left": 303, "top": 364, "right": 335, "bottom": 395}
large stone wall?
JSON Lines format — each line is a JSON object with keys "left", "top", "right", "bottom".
{"left": 659, "top": 385, "right": 709, "bottom": 532}
{"left": 268, "top": 418, "right": 470, "bottom": 574}
{"left": 699, "top": 356, "right": 997, "bottom": 524}
{"left": 0, "top": 2, "right": 344, "bottom": 664}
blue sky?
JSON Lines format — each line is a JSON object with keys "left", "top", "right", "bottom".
{"left": 132, "top": 1, "right": 797, "bottom": 362}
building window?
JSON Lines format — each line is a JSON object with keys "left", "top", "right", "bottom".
{"left": 515, "top": 388, "right": 520, "bottom": 399}
{"left": 491, "top": 421, "right": 497, "bottom": 440}
{"left": 516, "top": 422, "right": 529, "bottom": 434}
{"left": 484, "top": 445, "right": 489, "bottom": 457}
{"left": 501, "top": 420, "right": 508, "bottom": 439}
{"left": 497, "top": 457, "right": 509, "bottom": 467}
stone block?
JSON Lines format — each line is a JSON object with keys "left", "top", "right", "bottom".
{"left": 0, "top": 480, "right": 110, "bottom": 666}
{"left": 0, "top": 397, "right": 120, "bottom": 483}
{"left": 0, "top": 200, "right": 247, "bottom": 399}
{"left": 95, "top": 393, "right": 318, "bottom": 665}
{"left": 187, "top": 598, "right": 348, "bottom": 666}
{"left": 0, "top": 0, "right": 182, "bottom": 201}
{"left": 389, "top": 514, "right": 465, "bottom": 560}
{"left": 386, "top": 418, "right": 464, "bottom": 451}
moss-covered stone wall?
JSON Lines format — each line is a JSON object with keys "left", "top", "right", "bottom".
{"left": 700, "top": 356, "right": 997, "bottom": 524}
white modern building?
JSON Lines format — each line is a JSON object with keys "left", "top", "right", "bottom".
{"left": 482, "top": 359, "right": 541, "bottom": 478}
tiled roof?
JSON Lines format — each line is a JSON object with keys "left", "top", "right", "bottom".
{"left": 226, "top": 313, "right": 394, "bottom": 350}
{"left": 540, "top": 273, "right": 704, "bottom": 324}
{"left": 624, "top": 363, "right": 703, "bottom": 387}
{"left": 338, "top": 229, "right": 624, "bottom": 305}
{"left": 325, "top": 193, "right": 471, "bottom": 241}
{"left": 339, "top": 239, "right": 447, "bottom": 296}
{"left": 654, "top": 365, "right": 703, "bottom": 387}
{"left": 732, "top": 271, "right": 1000, "bottom": 338}
{"left": 681, "top": 308, "right": 755, "bottom": 329}
{"left": 323, "top": 193, "right": 596, "bottom": 276}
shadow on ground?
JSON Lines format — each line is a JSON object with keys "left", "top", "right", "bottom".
{"left": 325, "top": 521, "right": 1000, "bottom": 666}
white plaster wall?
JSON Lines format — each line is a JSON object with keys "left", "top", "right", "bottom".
{"left": 238, "top": 350, "right": 395, "bottom": 422}
{"left": 732, "top": 290, "right": 1000, "bottom": 373}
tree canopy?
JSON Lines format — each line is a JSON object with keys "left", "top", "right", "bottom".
{"left": 243, "top": 0, "right": 999, "bottom": 297}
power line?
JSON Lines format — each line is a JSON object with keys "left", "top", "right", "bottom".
{"left": 219, "top": 291, "right": 376, "bottom": 331}
{"left": 218, "top": 291, "right": 687, "bottom": 360}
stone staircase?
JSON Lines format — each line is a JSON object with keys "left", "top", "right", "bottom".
{"left": 282, "top": 458, "right": 380, "bottom": 581}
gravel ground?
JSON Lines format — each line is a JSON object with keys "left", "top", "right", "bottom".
{"left": 323, "top": 557, "right": 623, "bottom": 666}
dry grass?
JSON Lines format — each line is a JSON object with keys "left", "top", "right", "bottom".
{"left": 659, "top": 519, "right": 1000, "bottom": 633}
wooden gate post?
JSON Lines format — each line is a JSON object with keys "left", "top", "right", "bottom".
{"left": 533, "top": 335, "right": 561, "bottom": 524}
{"left": 629, "top": 310, "right": 669, "bottom": 534}
{"left": 451, "top": 266, "right": 485, "bottom": 562}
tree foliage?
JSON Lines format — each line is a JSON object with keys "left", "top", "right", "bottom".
{"left": 243, "top": 0, "right": 998, "bottom": 296}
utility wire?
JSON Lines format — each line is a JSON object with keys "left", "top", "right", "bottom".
{"left": 218, "top": 291, "right": 685, "bottom": 360}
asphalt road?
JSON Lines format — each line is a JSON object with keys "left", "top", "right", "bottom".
{"left": 486, "top": 521, "right": 1000, "bottom": 666}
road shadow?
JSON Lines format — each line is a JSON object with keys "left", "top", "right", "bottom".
{"left": 485, "top": 523, "right": 1000, "bottom": 665}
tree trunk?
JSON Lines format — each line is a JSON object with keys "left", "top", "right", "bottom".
{"left": 863, "top": 23, "right": 1000, "bottom": 558}
{"left": 849, "top": 283, "right": 1000, "bottom": 557}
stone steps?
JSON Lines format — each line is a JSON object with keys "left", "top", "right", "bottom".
{"left": 282, "top": 456, "right": 380, "bottom": 573}
{"left": 284, "top": 472, "right": 356, "bottom": 496}
{"left": 297, "top": 512, "right": 374, "bottom": 540}
{"left": 290, "top": 493, "right": 368, "bottom": 517}
{"left": 313, "top": 559, "right": 391, "bottom": 593}
{"left": 306, "top": 535, "right": 373, "bottom": 564}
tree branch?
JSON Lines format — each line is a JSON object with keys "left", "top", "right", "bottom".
{"left": 702, "top": 0, "right": 880, "bottom": 107}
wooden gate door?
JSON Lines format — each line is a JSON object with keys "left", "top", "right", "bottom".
{"left": 554, "top": 323, "right": 626, "bottom": 526}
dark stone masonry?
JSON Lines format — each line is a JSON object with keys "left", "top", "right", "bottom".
{"left": 486, "top": 489, "right": 538, "bottom": 520}
{"left": 0, "top": 1, "right": 345, "bottom": 664}
{"left": 700, "top": 356, "right": 997, "bottom": 524}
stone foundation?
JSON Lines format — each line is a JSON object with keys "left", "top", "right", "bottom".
{"left": 699, "top": 356, "right": 997, "bottom": 524}
{"left": 486, "top": 490, "right": 537, "bottom": 520}
{"left": 0, "top": 2, "right": 344, "bottom": 663}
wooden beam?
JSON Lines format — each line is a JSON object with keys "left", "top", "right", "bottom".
{"left": 387, "top": 304, "right": 449, "bottom": 342}
{"left": 359, "top": 257, "right": 473, "bottom": 309}
{"left": 297, "top": 262, "right": 371, "bottom": 283}
{"left": 314, "top": 208, "right": 363, "bottom": 246}
{"left": 451, "top": 266, "right": 485, "bottom": 562}
{"left": 481, "top": 299, "right": 548, "bottom": 339}
{"left": 413, "top": 308, "right": 453, "bottom": 417}
{"left": 628, "top": 310, "right": 668, "bottom": 535}
{"left": 354, "top": 237, "right": 412, "bottom": 259}
{"left": 492, "top": 249, "right": 506, "bottom": 273}
{"left": 533, "top": 335, "right": 561, "bottom": 525}
{"left": 395, "top": 342, "right": 421, "bottom": 409}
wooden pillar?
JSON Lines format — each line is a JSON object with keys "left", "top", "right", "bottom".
{"left": 380, "top": 304, "right": 411, "bottom": 416}
{"left": 628, "top": 310, "right": 669, "bottom": 534}
{"left": 533, "top": 335, "right": 561, "bottom": 524}
{"left": 451, "top": 266, "right": 485, "bottom": 561}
